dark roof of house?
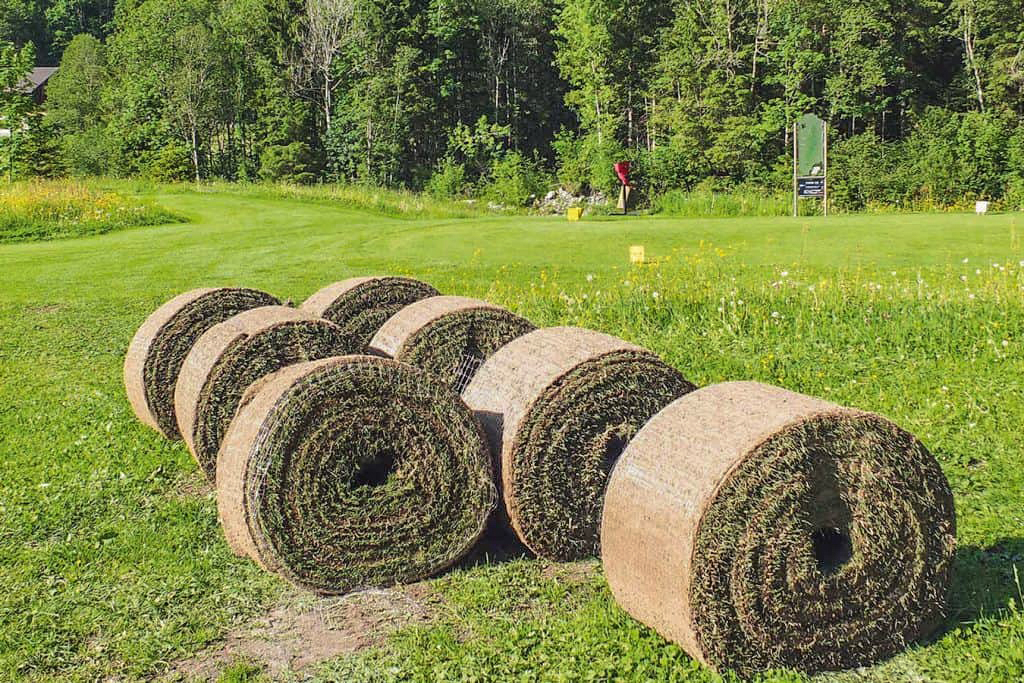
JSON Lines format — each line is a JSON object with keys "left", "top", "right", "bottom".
{"left": 18, "top": 67, "right": 59, "bottom": 94}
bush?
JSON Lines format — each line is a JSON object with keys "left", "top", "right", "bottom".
{"left": 553, "top": 130, "right": 623, "bottom": 196}
{"left": 903, "top": 109, "right": 963, "bottom": 205}
{"left": 61, "top": 127, "right": 111, "bottom": 176}
{"left": 9, "top": 120, "right": 65, "bottom": 180}
{"left": 426, "top": 159, "right": 469, "bottom": 199}
{"left": 829, "top": 132, "right": 908, "bottom": 210}
{"left": 1001, "top": 125, "right": 1024, "bottom": 210}
{"left": 642, "top": 140, "right": 705, "bottom": 196}
{"left": 483, "top": 151, "right": 548, "bottom": 207}
{"left": 954, "top": 110, "right": 1011, "bottom": 200}
{"left": 259, "top": 142, "right": 319, "bottom": 184}
{"left": 145, "top": 143, "right": 193, "bottom": 183}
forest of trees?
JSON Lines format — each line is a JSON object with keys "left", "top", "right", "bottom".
{"left": 2, "top": 0, "right": 1024, "bottom": 210}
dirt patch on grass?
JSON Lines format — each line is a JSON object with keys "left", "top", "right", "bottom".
{"left": 541, "top": 558, "right": 601, "bottom": 584}
{"left": 27, "top": 303, "right": 66, "bottom": 314}
{"left": 163, "top": 473, "right": 215, "bottom": 502}
{"left": 166, "top": 583, "right": 438, "bottom": 681}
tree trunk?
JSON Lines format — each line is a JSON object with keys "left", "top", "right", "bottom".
{"left": 963, "top": 14, "right": 985, "bottom": 111}
{"left": 191, "top": 123, "right": 200, "bottom": 183}
{"left": 324, "top": 68, "right": 333, "bottom": 132}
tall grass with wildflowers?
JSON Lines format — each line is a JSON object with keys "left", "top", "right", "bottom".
{"left": 652, "top": 189, "right": 793, "bottom": 217}
{"left": 0, "top": 180, "right": 183, "bottom": 242}
{"left": 190, "top": 181, "right": 498, "bottom": 220}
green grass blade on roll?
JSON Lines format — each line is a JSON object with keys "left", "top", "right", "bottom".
{"left": 370, "top": 295, "right": 535, "bottom": 392}
{"left": 302, "top": 277, "right": 440, "bottom": 352}
{"left": 463, "top": 326, "right": 695, "bottom": 561}
{"left": 601, "top": 381, "right": 957, "bottom": 676}
{"left": 124, "top": 287, "right": 280, "bottom": 439}
{"left": 216, "top": 356, "right": 497, "bottom": 594}
{"left": 174, "top": 306, "right": 357, "bottom": 480}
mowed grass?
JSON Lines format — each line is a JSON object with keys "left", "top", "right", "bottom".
{"left": 0, "top": 186, "right": 1022, "bottom": 682}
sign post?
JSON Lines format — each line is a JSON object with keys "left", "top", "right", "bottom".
{"left": 793, "top": 114, "right": 828, "bottom": 217}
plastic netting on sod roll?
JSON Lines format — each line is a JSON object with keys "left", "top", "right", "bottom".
{"left": 302, "top": 277, "right": 440, "bottom": 352}
{"left": 370, "top": 296, "right": 536, "bottom": 392}
{"left": 217, "top": 355, "right": 496, "bottom": 594}
{"left": 175, "top": 306, "right": 357, "bottom": 480}
{"left": 124, "top": 287, "right": 280, "bottom": 439}
{"left": 601, "top": 381, "right": 956, "bottom": 676}
{"left": 462, "top": 326, "right": 695, "bottom": 561}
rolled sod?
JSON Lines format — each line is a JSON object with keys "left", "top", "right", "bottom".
{"left": 370, "top": 295, "right": 536, "bottom": 392}
{"left": 217, "top": 355, "right": 496, "bottom": 594}
{"left": 601, "top": 381, "right": 957, "bottom": 675}
{"left": 175, "top": 306, "right": 356, "bottom": 480}
{"left": 124, "top": 287, "right": 280, "bottom": 439}
{"left": 301, "top": 276, "right": 439, "bottom": 352}
{"left": 462, "top": 326, "right": 695, "bottom": 561}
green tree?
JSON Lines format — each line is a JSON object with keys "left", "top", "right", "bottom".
{"left": 0, "top": 39, "right": 33, "bottom": 180}
{"left": 46, "top": 33, "right": 108, "bottom": 174}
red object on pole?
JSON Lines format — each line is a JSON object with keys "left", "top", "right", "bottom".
{"left": 614, "top": 161, "right": 631, "bottom": 187}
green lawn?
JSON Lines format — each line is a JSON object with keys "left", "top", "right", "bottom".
{"left": 1, "top": 187, "right": 1022, "bottom": 682}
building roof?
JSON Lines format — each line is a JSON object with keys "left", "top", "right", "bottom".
{"left": 18, "top": 67, "right": 59, "bottom": 94}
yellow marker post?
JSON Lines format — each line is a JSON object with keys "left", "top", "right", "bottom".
{"left": 567, "top": 207, "right": 583, "bottom": 221}
{"left": 630, "top": 245, "right": 645, "bottom": 264}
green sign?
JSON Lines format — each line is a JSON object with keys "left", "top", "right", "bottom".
{"left": 797, "top": 113, "right": 825, "bottom": 177}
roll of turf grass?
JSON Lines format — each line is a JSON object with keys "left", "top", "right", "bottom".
{"left": 302, "top": 277, "right": 440, "bottom": 352}
{"left": 175, "top": 306, "right": 356, "bottom": 480}
{"left": 462, "top": 326, "right": 695, "bottom": 561}
{"left": 124, "top": 287, "right": 280, "bottom": 439}
{"left": 601, "top": 381, "right": 956, "bottom": 676}
{"left": 370, "top": 296, "right": 535, "bottom": 393}
{"left": 217, "top": 355, "right": 497, "bottom": 594}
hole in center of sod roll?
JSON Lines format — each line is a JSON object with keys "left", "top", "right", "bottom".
{"left": 602, "top": 432, "right": 629, "bottom": 474}
{"left": 811, "top": 527, "right": 853, "bottom": 574}
{"left": 353, "top": 449, "right": 397, "bottom": 488}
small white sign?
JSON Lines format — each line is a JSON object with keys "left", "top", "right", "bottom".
{"left": 975, "top": 201, "right": 990, "bottom": 215}
{"left": 0, "top": 129, "right": 11, "bottom": 138}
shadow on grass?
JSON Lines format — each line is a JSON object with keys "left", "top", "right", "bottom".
{"left": 945, "top": 537, "right": 1024, "bottom": 629}
{"left": 455, "top": 516, "right": 532, "bottom": 570}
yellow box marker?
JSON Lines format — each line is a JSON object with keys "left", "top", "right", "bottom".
{"left": 630, "top": 245, "right": 646, "bottom": 264}
{"left": 567, "top": 207, "right": 583, "bottom": 221}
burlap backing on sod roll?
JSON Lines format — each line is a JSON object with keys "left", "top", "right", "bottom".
{"left": 601, "top": 381, "right": 957, "bottom": 675}
{"left": 369, "top": 295, "right": 536, "bottom": 392}
{"left": 462, "top": 326, "right": 694, "bottom": 561}
{"left": 124, "top": 287, "right": 280, "bottom": 439}
{"left": 217, "top": 355, "right": 496, "bottom": 594}
{"left": 301, "top": 277, "right": 439, "bottom": 352}
{"left": 175, "top": 306, "right": 356, "bottom": 480}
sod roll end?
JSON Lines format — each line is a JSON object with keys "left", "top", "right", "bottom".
{"left": 301, "top": 276, "right": 439, "bottom": 351}
{"left": 124, "top": 287, "right": 280, "bottom": 439}
{"left": 463, "top": 326, "right": 695, "bottom": 560}
{"left": 370, "top": 295, "right": 535, "bottom": 391}
{"left": 601, "top": 381, "right": 956, "bottom": 675}
{"left": 217, "top": 355, "right": 496, "bottom": 594}
{"left": 175, "top": 306, "right": 356, "bottom": 480}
